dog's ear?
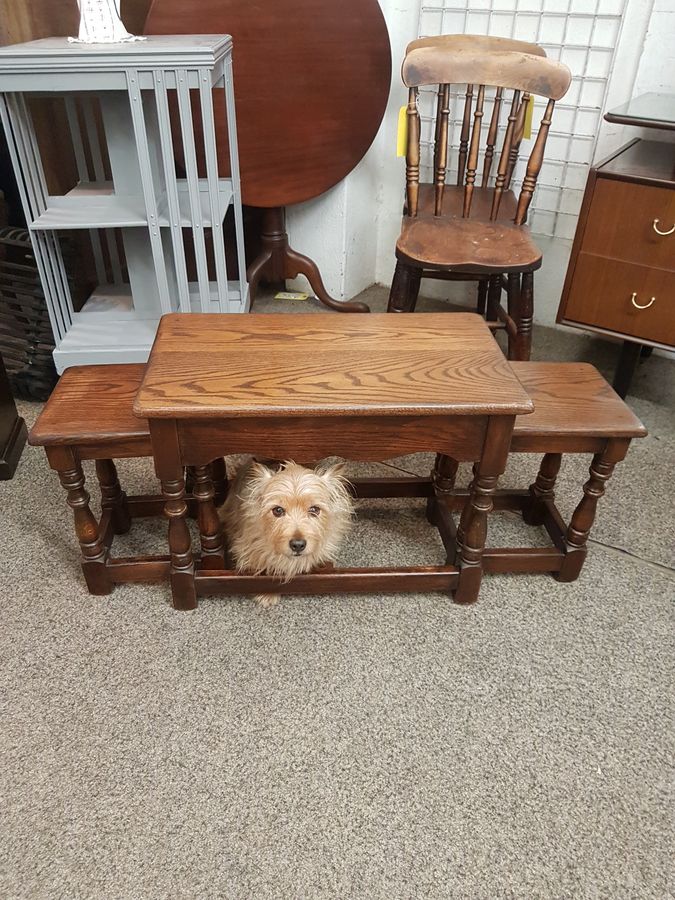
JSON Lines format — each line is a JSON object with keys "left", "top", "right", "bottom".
{"left": 249, "top": 461, "right": 275, "bottom": 481}
{"left": 314, "top": 461, "right": 349, "bottom": 484}
{"left": 316, "top": 460, "right": 347, "bottom": 480}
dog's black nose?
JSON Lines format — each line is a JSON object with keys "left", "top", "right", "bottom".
{"left": 289, "top": 538, "right": 306, "bottom": 554}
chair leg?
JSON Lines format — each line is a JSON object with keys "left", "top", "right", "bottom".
{"left": 523, "top": 452, "right": 562, "bottom": 526}
{"left": 193, "top": 464, "right": 226, "bottom": 569}
{"left": 485, "top": 275, "right": 502, "bottom": 323}
{"left": 556, "top": 440, "right": 627, "bottom": 583}
{"left": 95, "top": 458, "right": 131, "bottom": 535}
{"left": 476, "top": 279, "right": 488, "bottom": 317}
{"left": 57, "top": 453, "right": 113, "bottom": 595}
{"left": 388, "top": 261, "right": 421, "bottom": 312}
{"left": 509, "top": 271, "right": 533, "bottom": 361}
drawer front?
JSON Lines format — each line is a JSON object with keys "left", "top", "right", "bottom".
{"left": 564, "top": 253, "right": 675, "bottom": 346}
{"left": 582, "top": 178, "right": 675, "bottom": 271}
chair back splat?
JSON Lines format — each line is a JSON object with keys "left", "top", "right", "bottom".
{"left": 402, "top": 47, "right": 571, "bottom": 224}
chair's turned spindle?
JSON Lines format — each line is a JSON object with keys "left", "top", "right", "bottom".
{"left": 505, "top": 92, "right": 530, "bottom": 190}
{"left": 457, "top": 84, "right": 474, "bottom": 186}
{"left": 406, "top": 86, "right": 420, "bottom": 217}
{"left": 490, "top": 89, "right": 520, "bottom": 221}
{"left": 482, "top": 87, "right": 503, "bottom": 188}
{"left": 433, "top": 84, "right": 444, "bottom": 173}
{"left": 463, "top": 84, "right": 485, "bottom": 218}
{"left": 434, "top": 83, "right": 450, "bottom": 217}
{"left": 515, "top": 98, "right": 555, "bottom": 225}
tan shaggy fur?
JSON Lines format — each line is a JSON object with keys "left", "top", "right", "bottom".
{"left": 220, "top": 459, "right": 354, "bottom": 607}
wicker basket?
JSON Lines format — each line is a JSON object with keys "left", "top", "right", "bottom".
{"left": 0, "top": 227, "right": 57, "bottom": 401}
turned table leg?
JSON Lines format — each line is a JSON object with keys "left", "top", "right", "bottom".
{"left": 211, "top": 457, "right": 228, "bottom": 506}
{"left": 161, "top": 473, "right": 197, "bottom": 609}
{"left": 556, "top": 438, "right": 629, "bottom": 583}
{"left": 95, "top": 459, "right": 131, "bottom": 535}
{"left": 523, "top": 452, "right": 562, "bottom": 526}
{"left": 193, "top": 463, "right": 226, "bottom": 569}
{"left": 151, "top": 420, "right": 197, "bottom": 610}
{"left": 453, "top": 417, "right": 514, "bottom": 604}
{"left": 427, "top": 453, "right": 459, "bottom": 525}
{"left": 49, "top": 447, "right": 112, "bottom": 595}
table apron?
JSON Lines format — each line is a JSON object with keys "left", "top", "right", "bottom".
{"left": 174, "top": 414, "right": 489, "bottom": 465}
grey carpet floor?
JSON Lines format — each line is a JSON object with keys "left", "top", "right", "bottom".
{"left": 1, "top": 287, "right": 673, "bottom": 899}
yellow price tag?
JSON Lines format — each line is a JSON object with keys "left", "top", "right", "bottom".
{"left": 396, "top": 105, "right": 408, "bottom": 157}
{"left": 523, "top": 95, "right": 534, "bottom": 141}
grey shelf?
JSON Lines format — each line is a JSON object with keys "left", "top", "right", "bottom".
{"left": 0, "top": 35, "right": 248, "bottom": 372}
{"left": 30, "top": 177, "right": 234, "bottom": 230}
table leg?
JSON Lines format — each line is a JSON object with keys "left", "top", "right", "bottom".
{"left": 453, "top": 417, "right": 514, "bottom": 604}
{"left": 151, "top": 421, "right": 197, "bottom": 610}
{"left": 427, "top": 453, "right": 459, "bottom": 525}
{"left": 193, "top": 463, "right": 226, "bottom": 568}
{"left": 211, "top": 457, "right": 229, "bottom": 506}
{"left": 556, "top": 438, "right": 629, "bottom": 583}
{"left": 522, "top": 452, "right": 562, "bottom": 526}
{"left": 48, "top": 447, "right": 113, "bottom": 595}
{"left": 95, "top": 459, "right": 131, "bottom": 535}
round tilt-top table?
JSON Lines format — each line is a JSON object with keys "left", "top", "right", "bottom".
{"left": 145, "top": 0, "right": 392, "bottom": 311}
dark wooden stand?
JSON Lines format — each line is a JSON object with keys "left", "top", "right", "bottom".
{"left": 0, "top": 353, "right": 27, "bottom": 480}
{"left": 246, "top": 207, "right": 369, "bottom": 313}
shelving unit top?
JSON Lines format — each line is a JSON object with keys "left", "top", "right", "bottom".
{"left": 0, "top": 35, "right": 233, "bottom": 75}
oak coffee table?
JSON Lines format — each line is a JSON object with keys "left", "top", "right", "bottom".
{"left": 133, "top": 312, "right": 533, "bottom": 609}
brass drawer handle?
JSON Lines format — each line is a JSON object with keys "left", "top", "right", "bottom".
{"left": 653, "top": 218, "right": 675, "bottom": 236}
{"left": 631, "top": 292, "right": 655, "bottom": 310}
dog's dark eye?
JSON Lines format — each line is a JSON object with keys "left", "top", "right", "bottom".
{"left": 271, "top": 506, "right": 285, "bottom": 517}
{"left": 308, "top": 505, "right": 321, "bottom": 517}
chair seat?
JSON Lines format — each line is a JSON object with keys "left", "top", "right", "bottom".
{"left": 29, "top": 363, "right": 150, "bottom": 451}
{"left": 511, "top": 362, "right": 647, "bottom": 442}
{"left": 396, "top": 186, "right": 543, "bottom": 273}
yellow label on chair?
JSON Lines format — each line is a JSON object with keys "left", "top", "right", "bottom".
{"left": 523, "top": 95, "right": 535, "bottom": 140}
{"left": 396, "top": 105, "right": 408, "bottom": 157}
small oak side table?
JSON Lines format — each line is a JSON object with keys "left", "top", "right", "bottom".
{"left": 134, "top": 312, "right": 533, "bottom": 609}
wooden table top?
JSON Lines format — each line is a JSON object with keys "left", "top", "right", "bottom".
{"left": 134, "top": 313, "right": 534, "bottom": 419}
{"left": 145, "top": 0, "right": 391, "bottom": 207}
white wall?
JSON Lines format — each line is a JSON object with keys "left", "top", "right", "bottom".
{"left": 286, "top": 0, "right": 420, "bottom": 300}
{"left": 287, "top": 0, "right": 673, "bottom": 329}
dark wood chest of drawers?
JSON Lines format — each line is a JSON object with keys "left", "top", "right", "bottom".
{"left": 557, "top": 139, "right": 675, "bottom": 393}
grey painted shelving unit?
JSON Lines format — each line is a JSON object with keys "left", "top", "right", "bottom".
{"left": 0, "top": 35, "right": 248, "bottom": 372}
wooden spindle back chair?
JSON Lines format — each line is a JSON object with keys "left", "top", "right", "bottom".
{"left": 388, "top": 45, "right": 571, "bottom": 361}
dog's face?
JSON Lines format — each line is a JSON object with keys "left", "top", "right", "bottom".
{"left": 246, "top": 461, "right": 350, "bottom": 565}
{"left": 225, "top": 460, "right": 353, "bottom": 579}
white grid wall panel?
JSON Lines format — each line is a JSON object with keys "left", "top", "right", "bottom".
{"left": 417, "top": 0, "right": 626, "bottom": 238}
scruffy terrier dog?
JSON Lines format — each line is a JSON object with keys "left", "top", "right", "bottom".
{"left": 221, "top": 459, "right": 353, "bottom": 607}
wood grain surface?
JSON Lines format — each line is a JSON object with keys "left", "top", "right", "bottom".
{"left": 577, "top": 178, "right": 675, "bottom": 272}
{"left": 134, "top": 312, "right": 534, "bottom": 418}
{"left": 563, "top": 254, "right": 675, "bottom": 347}
{"left": 29, "top": 364, "right": 149, "bottom": 446}
{"left": 510, "top": 362, "right": 646, "bottom": 438}
{"left": 396, "top": 213, "right": 543, "bottom": 272}
{"left": 145, "top": 0, "right": 391, "bottom": 207}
